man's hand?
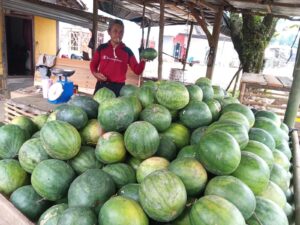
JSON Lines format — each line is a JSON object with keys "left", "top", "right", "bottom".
{"left": 94, "top": 72, "right": 107, "bottom": 81}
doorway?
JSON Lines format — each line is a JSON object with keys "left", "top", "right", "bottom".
{"left": 5, "top": 15, "right": 34, "bottom": 76}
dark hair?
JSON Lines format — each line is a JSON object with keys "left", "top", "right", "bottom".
{"left": 108, "top": 19, "right": 124, "bottom": 31}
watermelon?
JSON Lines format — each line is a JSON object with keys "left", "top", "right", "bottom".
{"left": 0, "top": 124, "right": 27, "bottom": 159}
{"left": 119, "top": 84, "right": 139, "bottom": 97}
{"left": 80, "top": 119, "right": 104, "bottom": 146}
{"left": 57, "top": 207, "right": 97, "bottom": 225}
{"left": 197, "top": 83, "right": 214, "bottom": 101}
{"left": 93, "top": 87, "right": 116, "bottom": 104}
{"left": 140, "top": 47, "right": 157, "bottom": 60}
{"left": 140, "top": 104, "right": 171, "bottom": 132}
{"left": 95, "top": 131, "right": 126, "bottom": 164}
{"left": 232, "top": 151, "right": 270, "bottom": 195}
{"left": 190, "top": 126, "right": 207, "bottom": 145}
{"left": 186, "top": 84, "right": 203, "bottom": 102}
{"left": 163, "top": 123, "right": 190, "bottom": 149}
{"left": 179, "top": 101, "right": 212, "bottom": 129}
{"left": 68, "top": 95, "right": 99, "bottom": 119}
{"left": 205, "top": 99, "right": 222, "bottom": 121}
{"left": 257, "top": 181, "right": 287, "bottom": 209}
{"left": 102, "top": 163, "right": 136, "bottom": 188}
{"left": 127, "top": 157, "right": 143, "bottom": 170}
{"left": 246, "top": 197, "right": 288, "bottom": 225}
{"left": 218, "top": 97, "right": 240, "bottom": 107}
{"left": 139, "top": 170, "right": 187, "bottom": 222}
{"left": 270, "top": 164, "right": 289, "bottom": 192}
{"left": 177, "top": 145, "right": 198, "bottom": 160}
{"left": 32, "top": 114, "right": 48, "bottom": 130}
{"left": 156, "top": 81, "right": 189, "bottom": 110}
{"left": 18, "top": 138, "right": 49, "bottom": 173}
{"left": 242, "top": 140, "right": 274, "bottom": 170}
{"left": 222, "top": 103, "right": 255, "bottom": 127}
{"left": 122, "top": 96, "right": 142, "bottom": 120}
{"left": 170, "top": 207, "right": 191, "bottom": 225}
{"left": 32, "top": 131, "right": 40, "bottom": 138}
{"left": 31, "top": 159, "right": 75, "bottom": 201}
{"left": 280, "top": 122, "right": 289, "bottom": 134}
{"left": 136, "top": 157, "right": 170, "bottom": 183}
{"left": 248, "top": 127, "right": 276, "bottom": 151}
{"left": 255, "top": 110, "right": 281, "bottom": 127}
{"left": 219, "top": 111, "right": 250, "bottom": 130}
{"left": 212, "top": 85, "right": 225, "bottom": 100}
{"left": 141, "top": 80, "right": 158, "bottom": 92}
{"left": 10, "top": 185, "right": 51, "bottom": 221}
{"left": 0, "top": 159, "right": 28, "bottom": 195}
{"left": 284, "top": 202, "right": 294, "bottom": 224}
{"left": 276, "top": 141, "right": 292, "bottom": 160}
{"left": 204, "top": 176, "right": 256, "bottom": 220}
{"left": 197, "top": 130, "right": 241, "bottom": 175}
{"left": 37, "top": 203, "right": 68, "bottom": 225}
{"left": 11, "top": 116, "right": 38, "bottom": 138}
{"left": 195, "top": 77, "right": 212, "bottom": 86}
{"left": 169, "top": 158, "right": 207, "bottom": 196}
{"left": 69, "top": 146, "right": 103, "bottom": 174}
{"left": 68, "top": 169, "right": 116, "bottom": 212}
{"left": 273, "top": 149, "right": 290, "bottom": 171}
{"left": 118, "top": 183, "right": 140, "bottom": 202}
{"left": 98, "top": 97, "right": 135, "bottom": 132}
{"left": 155, "top": 135, "right": 177, "bottom": 161}
{"left": 56, "top": 104, "right": 88, "bottom": 130}
{"left": 138, "top": 86, "right": 156, "bottom": 108}
{"left": 40, "top": 120, "right": 81, "bottom": 160}
{"left": 189, "top": 195, "right": 245, "bottom": 225}
{"left": 99, "top": 196, "right": 149, "bottom": 225}
{"left": 124, "top": 121, "right": 160, "bottom": 159}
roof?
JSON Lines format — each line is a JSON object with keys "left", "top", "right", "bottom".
{"left": 56, "top": 0, "right": 87, "bottom": 10}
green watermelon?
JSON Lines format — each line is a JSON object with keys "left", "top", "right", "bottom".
{"left": 257, "top": 181, "right": 287, "bottom": 209}
{"left": 99, "top": 196, "right": 149, "bottom": 225}
{"left": 284, "top": 202, "right": 294, "bottom": 224}
{"left": 212, "top": 85, "right": 225, "bottom": 100}
{"left": 68, "top": 169, "right": 116, "bottom": 212}
{"left": 156, "top": 81, "right": 189, "bottom": 110}
{"left": 177, "top": 145, "right": 198, "bottom": 160}
{"left": 37, "top": 203, "right": 68, "bottom": 225}
{"left": 0, "top": 124, "right": 27, "bottom": 159}
{"left": 255, "top": 110, "right": 281, "bottom": 127}
{"left": 179, "top": 101, "right": 212, "bottom": 129}
{"left": 57, "top": 207, "right": 97, "bottom": 225}
{"left": 204, "top": 176, "right": 256, "bottom": 220}
{"left": 69, "top": 146, "right": 103, "bottom": 174}
{"left": 248, "top": 127, "right": 276, "bottom": 151}
{"left": 186, "top": 84, "right": 203, "bottom": 102}
{"left": 205, "top": 99, "right": 222, "bottom": 121}
{"left": 140, "top": 104, "right": 172, "bottom": 132}
{"left": 119, "top": 84, "right": 139, "bottom": 97}
{"left": 117, "top": 183, "right": 140, "bottom": 202}
{"left": 138, "top": 86, "right": 156, "bottom": 108}
{"left": 102, "top": 163, "right": 136, "bottom": 188}
{"left": 276, "top": 140, "right": 292, "bottom": 160}
{"left": 18, "top": 138, "right": 49, "bottom": 173}
{"left": 32, "top": 114, "right": 48, "bottom": 130}
{"left": 98, "top": 97, "right": 135, "bottom": 132}
{"left": 273, "top": 149, "right": 290, "bottom": 171}
{"left": 190, "top": 126, "right": 207, "bottom": 145}
{"left": 242, "top": 140, "right": 274, "bottom": 170}
{"left": 141, "top": 80, "right": 158, "bottom": 92}
{"left": 95, "top": 132, "right": 126, "bottom": 164}
{"left": 280, "top": 122, "right": 289, "bottom": 134}
{"left": 169, "top": 158, "right": 207, "bottom": 196}
{"left": 31, "top": 159, "right": 75, "bottom": 201}
{"left": 195, "top": 77, "right": 212, "bottom": 86}
{"left": 10, "top": 185, "right": 51, "bottom": 221}
{"left": 136, "top": 157, "right": 170, "bottom": 183}
{"left": 155, "top": 135, "right": 177, "bottom": 161}
{"left": 93, "top": 87, "right": 116, "bottom": 104}
{"left": 68, "top": 95, "right": 99, "bottom": 119}
{"left": 56, "top": 104, "right": 88, "bottom": 130}
{"left": 222, "top": 103, "right": 255, "bottom": 127}
{"left": 80, "top": 119, "right": 104, "bottom": 146}
{"left": 232, "top": 151, "right": 270, "bottom": 195}
{"left": 219, "top": 111, "right": 250, "bottom": 130}
{"left": 40, "top": 120, "right": 81, "bottom": 160}
{"left": 189, "top": 195, "right": 245, "bottom": 225}
{"left": 11, "top": 116, "right": 38, "bottom": 138}
{"left": 140, "top": 48, "right": 158, "bottom": 60}
{"left": 124, "top": 121, "right": 160, "bottom": 159}
{"left": 197, "top": 130, "right": 241, "bottom": 175}
{"left": 218, "top": 97, "right": 240, "bottom": 107}
{"left": 127, "top": 157, "right": 143, "bottom": 170}
{"left": 246, "top": 197, "right": 288, "bottom": 225}
{"left": 270, "top": 164, "right": 289, "bottom": 192}
{"left": 122, "top": 96, "right": 142, "bottom": 120}
{"left": 139, "top": 170, "right": 187, "bottom": 222}
{"left": 163, "top": 123, "right": 190, "bottom": 149}
{"left": 0, "top": 159, "right": 28, "bottom": 195}
{"left": 197, "top": 83, "right": 214, "bottom": 101}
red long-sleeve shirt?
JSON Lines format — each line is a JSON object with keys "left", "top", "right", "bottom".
{"left": 90, "top": 41, "right": 145, "bottom": 83}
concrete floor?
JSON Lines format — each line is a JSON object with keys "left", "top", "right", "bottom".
{"left": 0, "top": 77, "right": 34, "bottom": 122}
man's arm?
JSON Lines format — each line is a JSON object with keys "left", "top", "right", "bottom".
{"left": 90, "top": 50, "right": 107, "bottom": 81}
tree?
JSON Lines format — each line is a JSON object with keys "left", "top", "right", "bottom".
{"left": 229, "top": 13, "right": 279, "bottom": 73}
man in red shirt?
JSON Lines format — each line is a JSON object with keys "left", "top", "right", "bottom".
{"left": 90, "top": 19, "right": 146, "bottom": 96}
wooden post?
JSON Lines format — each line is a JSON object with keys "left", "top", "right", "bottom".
{"left": 292, "top": 131, "right": 300, "bottom": 225}
{"left": 284, "top": 37, "right": 300, "bottom": 128}
{"left": 0, "top": 2, "right": 8, "bottom": 97}
{"left": 92, "top": 0, "right": 98, "bottom": 55}
{"left": 146, "top": 23, "right": 151, "bottom": 48}
{"left": 205, "top": 6, "right": 223, "bottom": 80}
{"left": 158, "top": 0, "right": 164, "bottom": 80}
{"left": 182, "top": 23, "right": 193, "bottom": 71}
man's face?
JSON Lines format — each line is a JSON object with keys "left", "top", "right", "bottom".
{"left": 108, "top": 24, "right": 124, "bottom": 45}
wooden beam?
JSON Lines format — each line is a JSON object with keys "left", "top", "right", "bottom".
{"left": 187, "top": 0, "right": 219, "bottom": 12}
{"left": 191, "top": 9, "right": 212, "bottom": 46}
{"left": 158, "top": 0, "right": 164, "bottom": 80}
{"left": 230, "top": 0, "right": 300, "bottom": 8}
{"left": 205, "top": 6, "right": 223, "bottom": 80}
{"left": 92, "top": 0, "right": 98, "bottom": 55}
{"left": 182, "top": 23, "right": 193, "bottom": 71}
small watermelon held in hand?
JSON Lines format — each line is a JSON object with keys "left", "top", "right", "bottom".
{"left": 140, "top": 48, "right": 157, "bottom": 61}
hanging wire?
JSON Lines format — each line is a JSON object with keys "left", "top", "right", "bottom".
{"left": 286, "top": 26, "right": 300, "bottom": 63}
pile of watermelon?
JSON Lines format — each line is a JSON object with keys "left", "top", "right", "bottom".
{"left": 0, "top": 77, "right": 294, "bottom": 225}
